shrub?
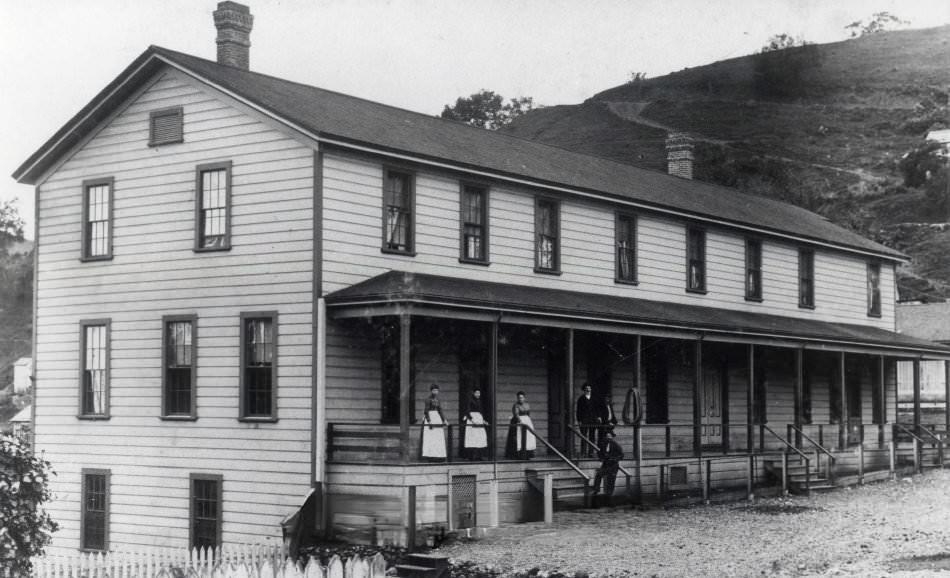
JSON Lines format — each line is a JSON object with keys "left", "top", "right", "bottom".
{"left": 0, "top": 434, "right": 58, "bottom": 578}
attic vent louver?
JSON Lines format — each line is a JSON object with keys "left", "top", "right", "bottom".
{"left": 149, "top": 106, "right": 183, "bottom": 146}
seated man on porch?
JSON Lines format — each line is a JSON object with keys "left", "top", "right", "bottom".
{"left": 592, "top": 429, "right": 624, "bottom": 506}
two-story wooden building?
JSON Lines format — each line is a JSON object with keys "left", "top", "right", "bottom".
{"left": 14, "top": 2, "right": 950, "bottom": 555}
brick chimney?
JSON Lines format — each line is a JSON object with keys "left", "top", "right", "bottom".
{"left": 213, "top": 2, "right": 254, "bottom": 70}
{"left": 666, "top": 132, "right": 694, "bottom": 179}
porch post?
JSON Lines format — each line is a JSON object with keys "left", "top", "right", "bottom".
{"left": 945, "top": 360, "right": 950, "bottom": 435}
{"left": 913, "top": 357, "right": 921, "bottom": 432}
{"left": 879, "top": 355, "right": 887, "bottom": 448}
{"left": 490, "top": 319, "right": 499, "bottom": 464}
{"left": 747, "top": 344, "right": 755, "bottom": 453}
{"left": 634, "top": 334, "right": 642, "bottom": 461}
{"left": 794, "top": 348, "right": 804, "bottom": 449}
{"left": 693, "top": 338, "right": 703, "bottom": 456}
{"left": 838, "top": 351, "right": 847, "bottom": 449}
{"left": 400, "top": 313, "right": 412, "bottom": 462}
{"left": 566, "top": 328, "right": 575, "bottom": 458}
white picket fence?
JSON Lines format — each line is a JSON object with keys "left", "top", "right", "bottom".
{"left": 32, "top": 545, "right": 389, "bottom": 578}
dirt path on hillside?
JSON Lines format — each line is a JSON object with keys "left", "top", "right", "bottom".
{"left": 604, "top": 101, "right": 884, "bottom": 184}
{"left": 439, "top": 470, "right": 950, "bottom": 577}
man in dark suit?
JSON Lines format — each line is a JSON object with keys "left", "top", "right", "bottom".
{"left": 592, "top": 429, "right": 624, "bottom": 505}
{"left": 575, "top": 383, "right": 597, "bottom": 457}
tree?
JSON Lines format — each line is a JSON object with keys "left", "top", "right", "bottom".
{"left": 845, "top": 12, "right": 909, "bottom": 38}
{"left": 0, "top": 434, "right": 58, "bottom": 577}
{"left": 0, "top": 199, "right": 25, "bottom": 243}
{"left": 759, "top": 33, "right": 807, "bottom": 53}
{"left": 440, "top": 90, "right": 534, "bottom": 130}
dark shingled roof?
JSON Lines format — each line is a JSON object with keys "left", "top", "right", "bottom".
{"left": 15, "top": 46, "right": 903, "bottom": 260}
{"left": 326, "top": 271, "right": 950, "bottom": 355}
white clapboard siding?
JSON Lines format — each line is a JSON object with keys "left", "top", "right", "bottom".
{"left": 321, "top": 153, "right": 896, "bottom": 330}
{"left": 35, "top": 68, "right": 314, "bottom": 555}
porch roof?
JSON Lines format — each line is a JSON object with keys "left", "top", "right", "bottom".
{"left": 325, "top": 271, "right": 950, "bottom": 357}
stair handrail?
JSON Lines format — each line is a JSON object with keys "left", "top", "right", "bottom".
{"left": 521, "top": 423, "right": 590, "bottom": 481}
{"left": 788, "top": 425, "right": 837, "bottom": 464}
{"left": 761, "top": 425, "right": 810, "bottom": 462}
{"left": 915, "top": 424, "right": 943, "bottom": 446}
{"left": 894, "top": 423, "right": 925, "bottom": 444}
{"left": 566, "top": 424, "right": 634, "bottom": 479}
{"left": 762, "top": 425, "right": 814, "bottom": 495}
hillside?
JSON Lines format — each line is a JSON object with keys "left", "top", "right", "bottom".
{"left": 0, "top": 238, "right": 32, "bottom": 425}
{"left": 503, "top": 25, "right": 950, "bottom": 301}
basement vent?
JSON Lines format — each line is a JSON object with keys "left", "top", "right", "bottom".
{"left": 149, "top": 106, "right": 184, "bottom": 146}
{"left": 669, "top": 466, "right": 688, "bottom": 487}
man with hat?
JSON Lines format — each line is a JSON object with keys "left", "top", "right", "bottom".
{"left": 592, "top": 428, "right": 624, "bottom": 506}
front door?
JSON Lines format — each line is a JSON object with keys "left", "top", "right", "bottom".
{"left": 701, "top": 366, "right": 723, "bottom": 447}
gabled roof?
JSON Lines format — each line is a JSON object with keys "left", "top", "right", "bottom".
{"left": 14, "top": 45, "right": 904, "bottom": 261}
{"left": 327, "top": 271, "right": 950, "bottom": 356}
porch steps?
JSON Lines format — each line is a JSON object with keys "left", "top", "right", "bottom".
{"left": 762, "top": 456, "right": 832, "bottom": 495}
{"left": 525, "top": 467, "right": 591, "bottom": 506}
{"left": 395, "top": 553, "right": 450, "bottom": 578}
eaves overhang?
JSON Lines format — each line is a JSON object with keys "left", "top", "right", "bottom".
{"left": 325, "top": 271, "right": 950, "bottom": 359}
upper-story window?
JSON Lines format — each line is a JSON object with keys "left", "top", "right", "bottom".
{"left": 535, "top": 198, "right": 560, "bottom": 273}
{"left": 745, "top": 238, "right": 763, "bottom": 301}
{"left": 149, "top": 106, "right": 184, "bottom": 146}
{"left": 382, "top": 169, "right": 414, "bottom": 254}
{"left": 686, "top": 226, "right": 706, "bottom": 292}
{"left": 867, "top": 262, "right": 882, "bottom": 317}
{"left": 615, "top": 212, "right": 637, "bottom": 284}
{"left": 240, "top": 312, "right": 277, "bottom": 421}
{"left": 163, "top": 315, "right": 197, "bottom": 419}
{"left": 82, "top": 178, "right": 113, "bottom": 260}
{"left": 195, "top": 162, "right": 231, "bottom": 251}
{"left": 460, "top": 183, "right": 489, "bottom": 264}
{"left": 798, "top": 249, "right": 815, "bottom": 308}
{"left": 80, "top": 320, "right": 110, "bottom": 418}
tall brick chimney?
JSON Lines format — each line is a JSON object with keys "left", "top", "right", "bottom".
{"left": 214, "top": 2, "right": 254, "bottom": 70}
{"left": 666, "top": 132, "right": 694, "bottom": 179}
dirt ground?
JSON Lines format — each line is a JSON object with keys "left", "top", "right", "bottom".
{"left": 439, "top": 470, "right": 950, "bottom": 577}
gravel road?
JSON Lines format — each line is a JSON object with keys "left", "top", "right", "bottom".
{"left": 439, "top": 470, "right": 950, "bottom": 577}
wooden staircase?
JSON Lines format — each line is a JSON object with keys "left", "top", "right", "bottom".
{"left": 763, "top": 454, "right": 835, "bottom": 494}
{"left": 526, "top": 466, "right": 592, "bottom": 508}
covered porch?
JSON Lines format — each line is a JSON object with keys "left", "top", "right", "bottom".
{"left": 318, "top": 271, "right": 950, "bottom": 544}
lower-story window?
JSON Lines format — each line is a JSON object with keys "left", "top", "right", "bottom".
{"left": 81, "top": 469, "right": 110, "bottom": 551}
{"left": 190, "top": 474, "right": 223, "bottom": 550}
{"left": 240, "top": 312, "right": 277, "bottom": 420}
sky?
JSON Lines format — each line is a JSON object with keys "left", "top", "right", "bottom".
{"left": 2, "top": 0, "right": 949, "bottom": 238}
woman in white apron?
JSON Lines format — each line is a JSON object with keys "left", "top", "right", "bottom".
{"left": 462, "top": 389, "right": 489, "bottom": 460}
{"left": 505, "top": 391, "right": 536, "bottom": 459}
{"left": 421, "top": 384, "right": 447, "bottom": 461}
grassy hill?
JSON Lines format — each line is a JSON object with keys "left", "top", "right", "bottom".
{"left": 0, "top": 238, "right": 32, "bottom": 424}
{"left": 503, "top": 25, "right": 950, "bottom": 301}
